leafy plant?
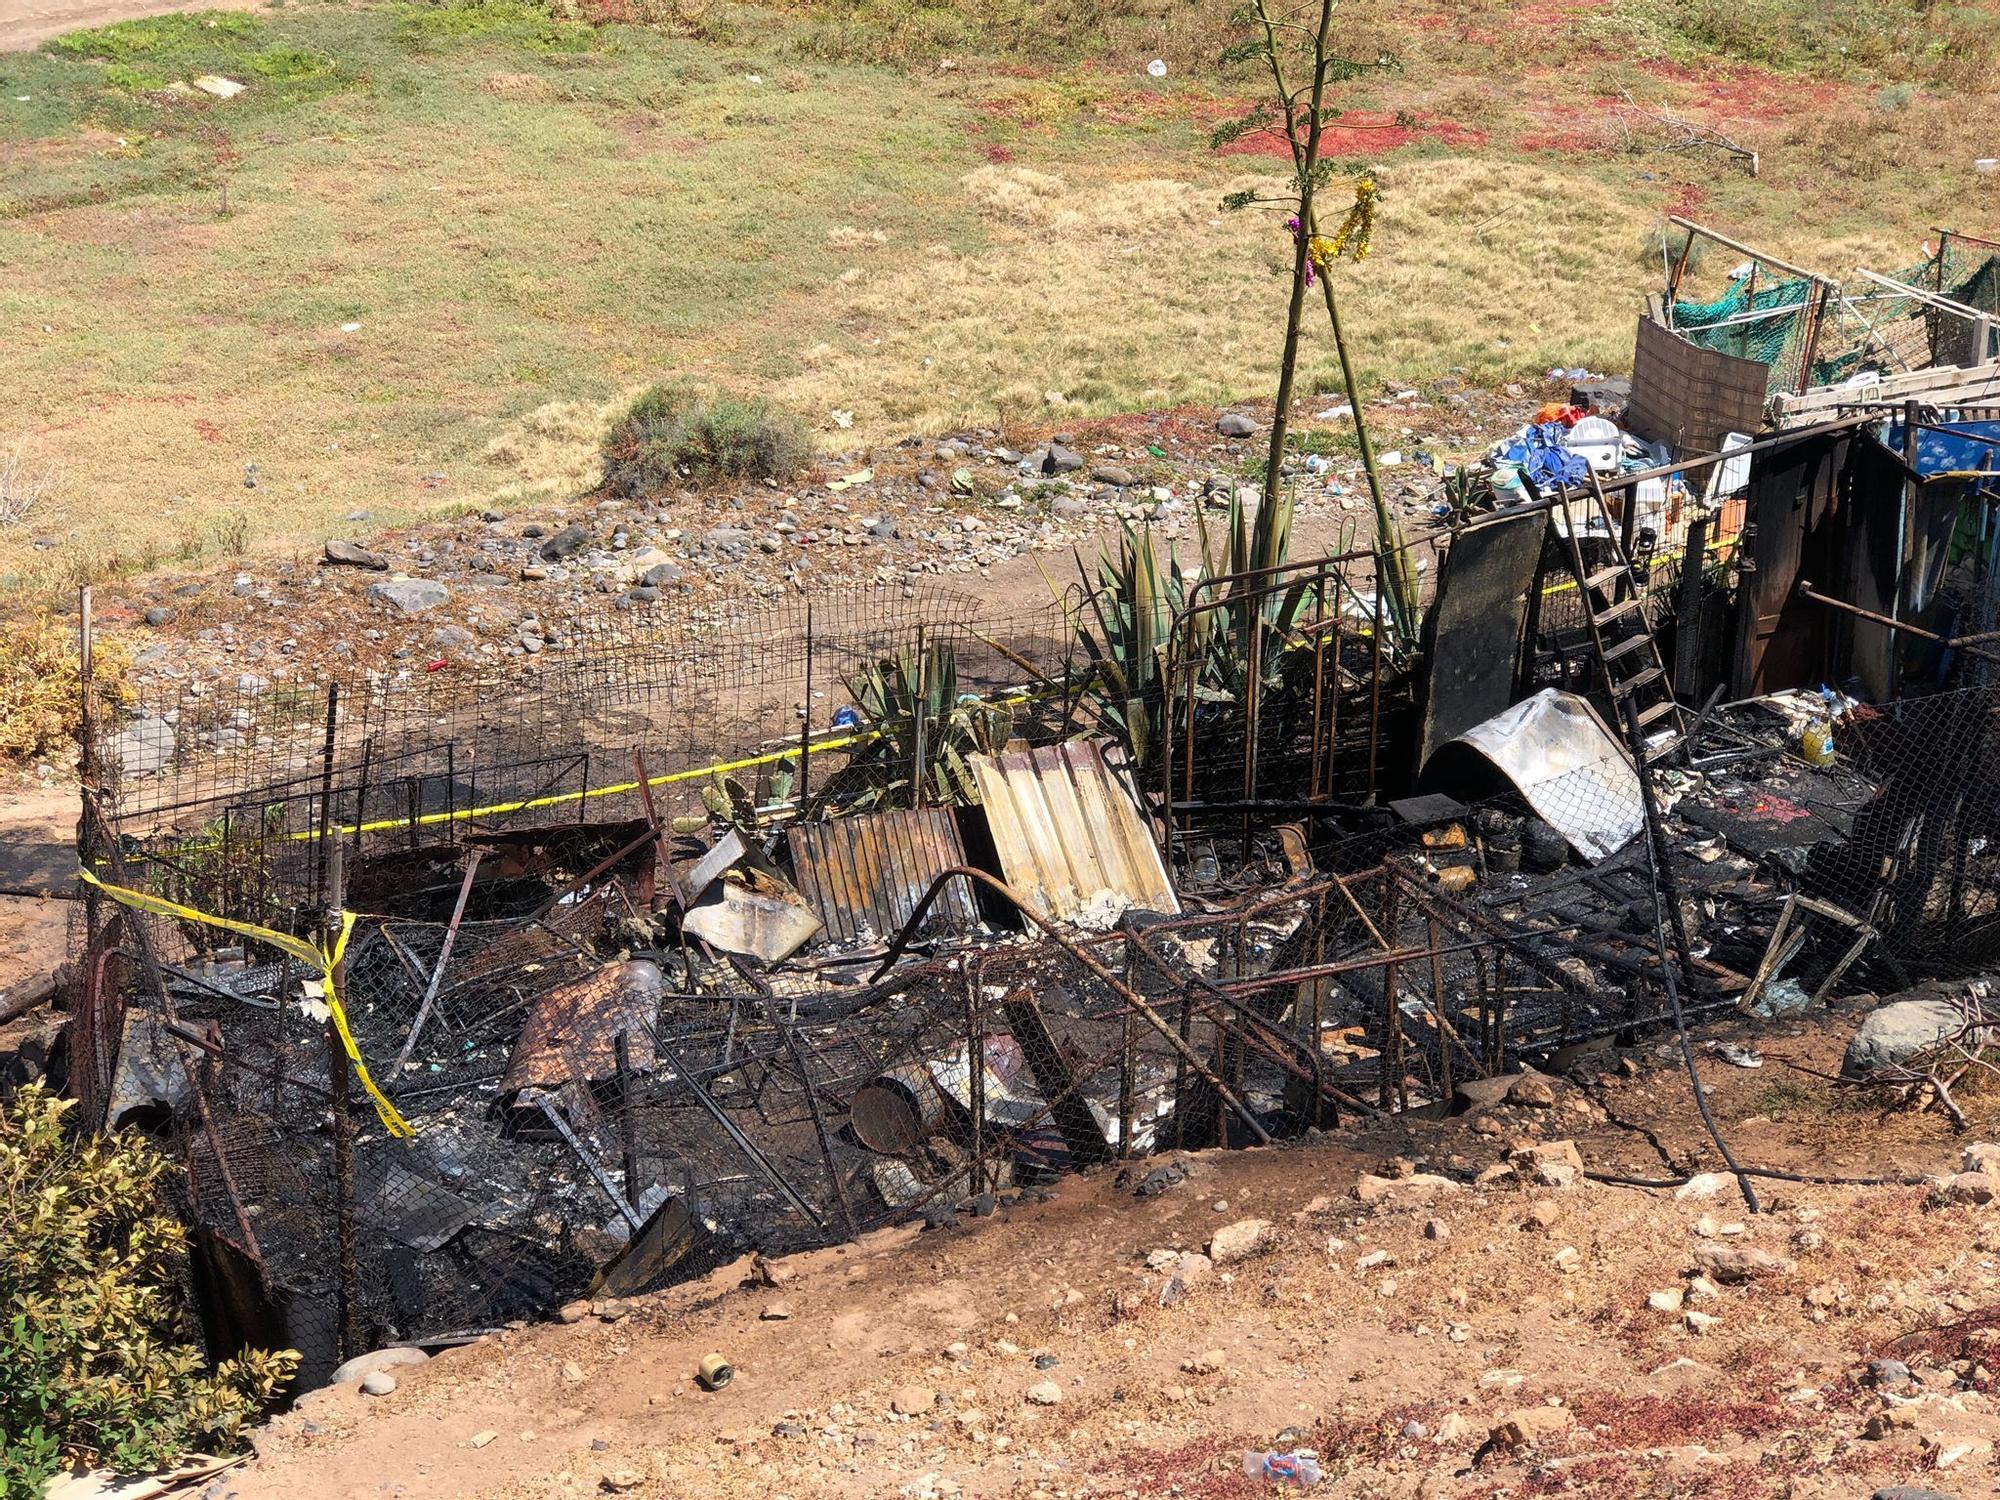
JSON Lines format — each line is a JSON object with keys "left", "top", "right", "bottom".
{"left": 1214, "top": 1, "right": 1419, "bottom": 649}
{"left": 822, "top": 642, "right": 1013, "bottom": 812}
{"left": 0, "top": 611, "right": 132, "bottom": 764}
{"left": 601, "top": 383, "right": 811, "bottom": 495}
{"left": 0, "top": 1086, "right": 299, "bottom": 1495}
{"left": 1066, "top": 489, "right": 1342, "bottom": 769}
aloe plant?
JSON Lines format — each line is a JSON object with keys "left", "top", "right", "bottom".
{"left": 1064, "top": 485, "right": 1349, "bottom": 770}
{"left": 820, "top": 641, "right": 1013, "bottom": 812}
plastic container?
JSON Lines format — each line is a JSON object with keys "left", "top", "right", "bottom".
{"left": 1242, "top": 1450, "right": 1323, "bottom": 1487}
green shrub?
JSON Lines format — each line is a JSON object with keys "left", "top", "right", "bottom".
{"left": 601, "top": 383, "right": 811, "bottom": 494}
{"left": 0, "top": 610, "right": 132, "bottom": 764}
{"left": 0, "top": 1086, "right": 299, "bottom": 1495}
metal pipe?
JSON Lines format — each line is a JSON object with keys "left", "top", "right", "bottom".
{"left": 394, "top": 849, "right": 483, "bottom": 1075}
{"left": 1667, "top": 216, "right": 1835, "bottom": 286}
{"left": 866, "top": 865, "right": 1275, "bottom": 1146}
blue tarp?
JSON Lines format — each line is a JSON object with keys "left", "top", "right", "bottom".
{"left": 1884, "top": 419, "right": 2000, "bottom": 480}
{"left": 1498, "top": 421, "right": 1590, "bottom": 492}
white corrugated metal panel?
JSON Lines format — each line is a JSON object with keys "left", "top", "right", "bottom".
{"left": 968, "top": 739, "right": 1177, "bottom": 921}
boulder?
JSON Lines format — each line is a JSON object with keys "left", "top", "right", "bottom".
{"left": 1693, "top": 1241, "right": 1794, "bottom": 1283}
{"left": 1353, "top": 1172, "right": 1459, "bottom": 1205}
{"left": 1487, "top": 1405, "right": 1572, "bottom": 1449}
{"left": 366, "top": 578, "right": 449, "bottom": 615}
{"left": 324, "top": 539, "right": 389, "bottom": 570}
{"left": 106, "top": 716, "right": 175, "bottom": 778}
{"left": 1961, "top": 1142, "right": 2000, "bottom": 1176}
{"left": 1511, "top": 1139, "right": 1584, "bottom": 1189}
{"left": 1928, "top": 1171, "right": 1996, "bottom": 1207}
{"left": 1217, "top": 413, "right": 1258, "bottom": 437}
{"left": 330, "top": 1345, "right": 430, "bottom": 1385}
{"left": 1843, "top": 995, "right": 1979, "bottom": 1077}
{"left": 538, "top": 523, "right": 589, "bottom": 561}
{"left": 1207, "top": 1218, "right": 1273, "bottom": 1264}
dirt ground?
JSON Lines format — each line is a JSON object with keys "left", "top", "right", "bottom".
{"left": 221, "top": 1001, "right": 2000, "bottom": 1500}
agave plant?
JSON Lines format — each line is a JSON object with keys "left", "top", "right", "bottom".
{"left": 819, "top": 641, "right": 1014, "bottom": 813}
{"left": 1066, "top": 484, "right": 1350, "bottom": 769}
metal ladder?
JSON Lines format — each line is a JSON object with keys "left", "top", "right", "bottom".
{"left": 1561, "top": 474, "right": 1685, "bottom": 763}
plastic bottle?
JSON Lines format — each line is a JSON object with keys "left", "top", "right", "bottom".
{"left": 1241, "top": 1449, "right": 1324, "bottom": 1487}
{"left": 1800, "top": 717, "right": 1835, "bottom": 768}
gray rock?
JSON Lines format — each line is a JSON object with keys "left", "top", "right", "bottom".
{"left": 143, "top": 606, "right": 175, "bottom": 627}
{"left": 868, "top": 519, "right": 899, "bottom": 540}
{"left": 1872, "top": 1490, "right": 1957, "bottom": 1500}
{"left": 1865, "top": 1358, "right": 1913, "bottom": 1389}
{"left": 539, "top": 523, "right": 588, "bottom": 561}
{"left": 1051, "top": 496, "right": 1089, "bottom": 520}
{"left": 106, "top": 716, "right": 175, "bottom": 777}
{"left": 629, "top": 585, "right": 661, "bottom": 603}
{"left": 1843, "top": 995, "right": 1981, "bottom": 1078}
{"left": 366, "top": 578, "right": 450, "bottom": 615}
{"left": 703, "top": 525, "right": 752, "bottom": 552}
{"left": 330, "top": 1346, "right": 429, "bottom": 1385}
{"left": 521, "top": 522, "right": 546, "bottom": 539}
{"left": 324, "top": 539, "right": 389, "bottom": 571}
{"left": 641, "top": 560, "right": 682, "bottom": 588}
{"left": 1043, "top": 443, "right": 1083, "bottom": 474}
{"left": 1217, "top": 412, "right": 1258, "bottom": 437}
{"left": 1092, "top": 464, "right": 1138, "bottom": 487}
{"left": 432, "top": 624, "right": 475, "bottom": 651}
{"left": 360, "top": 1371, "right": 397, "bottom": 1396}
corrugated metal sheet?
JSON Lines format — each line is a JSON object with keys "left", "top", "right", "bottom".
{"left": 968, "top": 740, "right": 1179, "bottom": 922}
{"left": 786, "top": 807, "right": 980, "bottom": 946}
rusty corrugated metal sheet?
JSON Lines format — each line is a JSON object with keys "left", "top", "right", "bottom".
{"left": 967, "top": 739, "right": 1179, "bottom": 922}
{"left": 786, "top": 807, "right": 980, "bottom": 946}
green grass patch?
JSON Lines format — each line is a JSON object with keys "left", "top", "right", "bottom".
{"left": 391, "top": 0, "right": 596, "bottom": 54}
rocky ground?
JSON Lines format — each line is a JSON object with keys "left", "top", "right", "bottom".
{"left": 215, "top": 1000, "right": 2000, "bottom": 1500}
{"left": 47, "top": 378, "right": 1549, "bottom": 779}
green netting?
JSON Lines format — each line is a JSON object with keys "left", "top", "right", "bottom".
{"left": 1671, "top": 274, "right": 1814, "bottom": 392}
{"left": 1670, "top": 247, "right": 1995, "bottom": 397}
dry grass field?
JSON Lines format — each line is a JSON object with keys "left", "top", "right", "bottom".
{"left": 1, "top": 0, "right": 1996, "bottom": 598}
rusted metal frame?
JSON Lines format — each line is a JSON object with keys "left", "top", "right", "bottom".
{"left": 528, "top": 824, "right": 660, "bottom": 922}
{"left": 649, "top": 1033, "right": 826, "bottom": 1228}
{"left": 316, "top": 687, "right": 362, "bottom": 1362}
{"left": 1797, "top": 582, "right": 2000, "bottom": 666}
{"left": 799, "top": 599, "right": 814, "bottom": 807}
{"left": 1379, "top": 875, "right": 1405, "bottom": 1110}
{"left": 1117, "top": 931, "right": 1136, "bottom": 1157}
{"left": 1118, "top": 928, "right": 1382, "bottom": 1119}
{"left": 87, "top": 797, "right": 268, "bottom": 1266}
{"left": 1369, "top": 558, "right": 1385, "bottom": 794}
{"left": 782, "top": 1024, "right": 857, "bottom": 1239}
{"left": 394, "top": 850, "right": 484, "bottom": 1077}
{"left": 378, "top": 923, "right": 431, "bottom": 993}
{"left": 965, "top": 962, "right": 983, "bottom": 1197}
{"left": 1427, "top": 917, "right": 1455, "bottom": 1102}
{"left": 614, "top": 1030, "right": 642, "bottom": 1207}
{"left": 533, "top": 1092, "right": 644, "bottom": 1232}
{"left": 867, "top": 865, "right": 1273, "bottom": 1146}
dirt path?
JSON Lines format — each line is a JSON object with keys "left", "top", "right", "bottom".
{"left": 0, "top": 0, "right": 260, "bottom": 51}
{"left": 0, "top": 787, "right": 75, "bottom": 992}
{"left": 229, "top": 1010, "right": 2000, "bottom": 1500}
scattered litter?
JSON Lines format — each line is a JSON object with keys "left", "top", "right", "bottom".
{"left": 1243, "top": 1449, "right": 1323, "bottom": 1487}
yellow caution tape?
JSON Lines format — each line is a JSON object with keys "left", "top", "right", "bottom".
{"left": 78, "top": 869, "right": 412, "bottom": 1139}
